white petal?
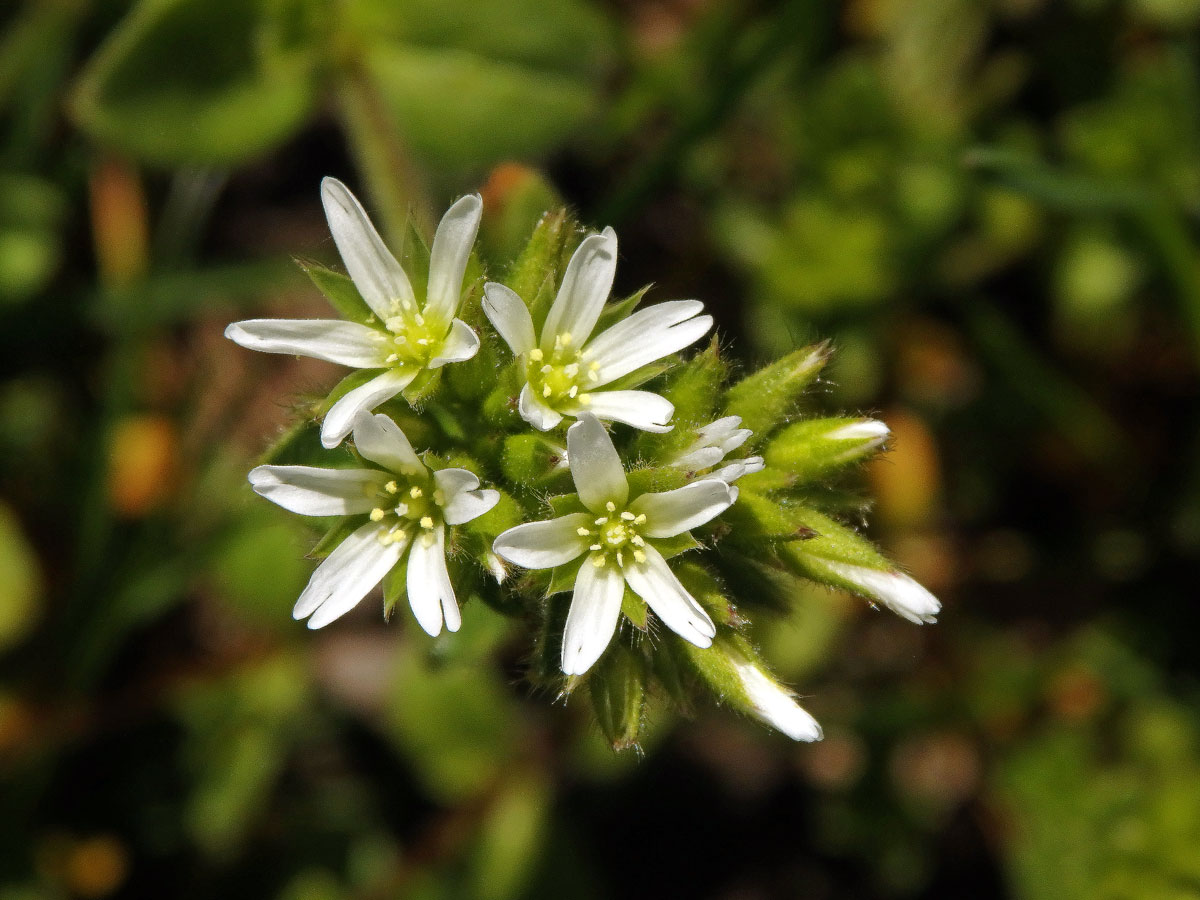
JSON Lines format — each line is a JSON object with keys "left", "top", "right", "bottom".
{"left": 566, "top": 414, "right": 628, "bottom": 512}
{"left": 629, "top": 479, "right": 735, "bottom": 538}
{"left": 492, "top": 513, "right": 592, "bottom": 570}
{"left": 351, "top": 411, "right": 425, "bottom": 474}
{"left": 428, "top": 319, "right": 480, "bottom": 369}
{"left": 425, "top": 193, "right": 482, "bottom": 325}
{"left": 321, "top": 177, "right": 415, "bottom": 319}
{"left": 732, "top": 659, "right": 823, "bottom": 742}
{"left": 295, "top": 522, "right": 404, "bottom": 627}
{"left": 822, "top": 562, "right": 941, "bottom": 624}
{"left": 224, "top": 319, "right": 390, "bottom": 367}
{"left": 434, "top": 468, "right": 499, "bottom": 525}
{"left": 482, "top": 282, "right": 536, "bottom": 356}
{"left": 669, "top": 446, "right": 727, "bottom": 471}
{"left": 623, "top": 544, "right": 715, "bottom": 647}
{"left": 584, "top": 301, "right": 711, "bottom": 385}
{"left": 248, "top": 465, "right": 384, "bottom": 516}
{"left": 568, "top": 390, "right": 674, "bottom": 433}
{"left": 518, "top": 382, "right": 564, "bottom": 431}
{"left": 561, "top": 561, "right": 624, "bottom": 675}
{"left": 407, "top": 524, "right": 460, "bottom": 635}
{"left": 697, "top": 416, "right": 743, "bottom": 441}
{"left": 541, "top": 228, "right": 617, "bottom": 349}
{"left": 827, "top": 419, "right": 889, "bottom": 441}
{"left": 321, "top": 369, "right": 416, "bottom": 449}
{"left": 712, "top": 456, "right": 764, "bottom": 483}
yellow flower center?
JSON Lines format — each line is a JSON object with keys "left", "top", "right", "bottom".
{"left": 368, "top": 474, "right": 445, "bottom": 546}
{"left": 379, "top": 306, "right": 445, "bottom": 369}
{"left": 576, "top": 500, "right": 648, "bottom": 569}
{"left": 526, "top": 332, "right": 600, "bottom": 407}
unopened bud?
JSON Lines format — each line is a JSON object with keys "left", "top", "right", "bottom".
{"left": 765, "top": 417, "right": 889, "bottom": 483}
{"left": 725, "top": 341, "right": 830, "bottom": 442}
{"left": 730, "top": 655, "right": 823, "bottom": 742}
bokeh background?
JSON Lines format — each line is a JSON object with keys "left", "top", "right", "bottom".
{"left": 3, "top": 0, "right": 1200, "bottom": 897}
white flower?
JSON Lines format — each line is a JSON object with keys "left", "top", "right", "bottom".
{"left": 821, "top": 561, "right": 941, "bottom": 624}
{"left": 492, "top": 414, "right": 734, "bottom": 675}
{"left": 226, "top": 178, "right": 483, "bottom": 448}
{"left": 730, "top": 655, "right": 823, "bottom": 742}
{"left": 248, "top": 411, "right": 499, "bottom": 633}
{"left": 482, "top": 228, "right": 711, "bottom": 433}
{"left": 669, "top": 415, "right": 764, "bottom": 484}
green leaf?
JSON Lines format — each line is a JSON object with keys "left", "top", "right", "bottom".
{"left": 70, "top": 0, "right": 319, "bottom": 165}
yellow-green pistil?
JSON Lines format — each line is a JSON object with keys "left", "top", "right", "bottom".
{"left": 367, "top": 474, "right": 445, "bottom": 547}
{"left": 377, "top": 304, "right": 445, "bottom": 369}
{"left": 526, "top": 332, "right": 601, "bottom": 408}
{"left": 577, "top": 500, "right": 649, "bottom": 569}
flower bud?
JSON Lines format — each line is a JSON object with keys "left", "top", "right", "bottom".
{"left": 724, "top": 341, "right": 830, "bottom": 442}
{"left": 589, "top": 643, "right": 647, "bottom": 751}
{"left": 501, "top": 434, "right": 569, "bottom": 486}
{"left": 778, "top": 508, "right": 941, "bottom": 624}
{"left": 765, "top": 417, "right": 889, "bottom": 483}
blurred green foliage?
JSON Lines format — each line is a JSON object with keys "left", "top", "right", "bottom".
{"left": 2, "top": 0, "right": 1200, "bottom": 897}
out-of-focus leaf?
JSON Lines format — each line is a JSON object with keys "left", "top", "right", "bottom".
{"left": 70, "top": 0, "right": 320, "bottom": 165}
{"left": 467, "top": 769, "right": 551, "bottom": 900}
{"left": 0, "top": 502, "right": 41, "bottom": 652}
{"left": 352, "top": 0, "right": 613, "bottom": 172}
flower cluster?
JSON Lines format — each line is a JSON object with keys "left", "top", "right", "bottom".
{"left": 227, "top": 179, "right": 941, "bottom": 748}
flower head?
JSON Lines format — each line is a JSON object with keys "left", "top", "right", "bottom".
{"left": 226, "top": 178, "right": 483, "bottom": 448}
{"left": 249, "top": 411, "right": 498, "bottom": 633}
{"left": 492, "top": 414, "right": 734, "bottom": 675}
{"left": 482, "top": 229, "right": 712, "bottom": 433}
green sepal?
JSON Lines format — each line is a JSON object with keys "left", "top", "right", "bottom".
{"left": 593, "top": 284, "right": 651, "bottom": 335}
{"left": 481, "top": 366, "right": 525, "bottom": 426}
{"left": 589, "top": 642, "right": 648, "bottom": 751}
{"left": 620, "top": 584, "right": 647, "bottom": 629}
{"left": 462, "top": 490, "right": 525, "bottom": 544}
{"left": 296, "top": 259, "right": 374, "bottom": 324}
{"left": 721, "top": 492, "right": 821, "bottom": 547}
{"left": 547, "top": 493, "right": 588, "bottom": 518}
{"left": 724, "top": 341, "right": 831, "bottom": 444}
{"left": 382, "top": 559, "right": 408, "bottom": 621}
{"left": 600, "top": 357, "right": 674, "bottom": 392}
{"left": 547, "top": 562, "right": 578, "bottom": 597}
{"left": 651, "top": 531, "right": 701, "bottom": 560}
{"left": 503, "top": 208, "right": 579, "bottom": 333}
{"left": 624, "top": 466, "right": 689, "bottom": 497}
{"left": 425, "top": 399, "right": 467, "bottom": 442}
{"left": 673, "top": 562, "right": 736, "bottom": 627}
{"left": 764, "top": 417, "right": 887, "bottom": 484}
{"left": 531, "top": 592, "right": 572, "bottom": 687}
{"left": 402, "top": 367, "right": 442, "bottom": 407}
{"left": 321, "top": 368, "right": 381, "bottom": 414}
{"left": 672, "top": 631, "right": 786, "bottom": 721}
{"left": 309, "top": 516, "right": 360, "bottom": 560}
{"left": 256, "top": 416, "right": 324, "bottom": 467}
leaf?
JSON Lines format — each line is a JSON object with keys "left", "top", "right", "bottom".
{"left": 70, "top": 0, "right": 319, "bottom": 165}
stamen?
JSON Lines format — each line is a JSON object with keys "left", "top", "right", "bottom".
{"left": 416, "top": 338, "right": 430, "bottom": 346}
{"left": 540, "top": 364, "right": 552, "bottom": 374}
{"left": 385, "top": 316, "right": 405, "bottom": 332}
{"left": 634, "top": 514, "right": 647, "bottom": 524}
{"left": 616, "top": 549, "right": 624, "bottom": 566}
{"left": 560, "top": 332, "right": 573, "bottom": 346}
{"left": 385, "top": 353, "right": 399, "bottom": 364}
{"left": 529, "top": 348, "right": 543, "bottom": 361}
{"left": 592, "top": 555, "right": 605, "bottom": 567}
{"left": 415, "top": 313, "right": 425, "bottom": 325}
{"left": 385, "top": 481, "right": 399, "bottom": 494}
{"left": 578, "top": 394, "right": 591, "bottom": 406}
{"left": 370, "top": 508, "right": 385, "bottom": 522}
{"left": 393, "top": 335, "right": 407, "bottom": 345}
{"left": 564, "top": 363, "right": 579, "bottom": 377}
{"left": 633, "top": 549, "right": 646, "bottom": 563}
{"left": 588, "top": 370, "right": 600, "bottom": 382}
{"left": 595, "top": 517, "right": 607, "bottom": 525}
{"left": 576, "top": 527, "right": 591, "bottom": 537}
{"left": 605, "top": 501, "right": 616, "bottom": 512}
{"left": 542, "top": 385, "right": 552, "bottom": 398}
{"left": 409, "top": 486, "right": 422, "bottom": 498}
{"left": 620, "top": 511, "right": 635, "bottom": 521}
{"left": 630, "top": 534, "right": 644, "bottom": 546}
{"left": 590, "top": 543, "right": 602, "bottom": 551}
{"left": 568, "top": 386, "right": 578, "bottom": 398}
{"left": 394, "top": 503, "right": 409, "bottom": 516}
{"left": 419, "top": 516, "right": 434, "bottom": 529}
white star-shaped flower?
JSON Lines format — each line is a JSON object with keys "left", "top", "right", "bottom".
{"left": 492, "top": 414, "right": 734, "bottom": 675}
{"left": 248, "top": 411, "right": 499, "bottom": 633}
{"left": 668, "top": 415, "right": 764, "bottom": 484}
{"left": 226, "top": 178, "right": 483, "bottom": 448}
{"left": 482, "top": 228, "right": 712, "bottom": 433}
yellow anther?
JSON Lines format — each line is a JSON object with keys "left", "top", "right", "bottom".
{"left": 634, "top": 514, "right": 647, "bottom": 525}
{"left": 568, "top": 386, "right": 578, "bottom": 398}
{"left": 592, "top": 555, "right": 606, "bottom": 567}
{"left": 529, "top": 348, "right": 543, "bottom": 361}
{"left": 394, "top": 503, "right": 409, "bottom": 516}
{"left": 630, "top": 534, "right": 644, "bottom": 546}
{"left": 589, "top": 361, "right": 600, "bottom": 371}
{"left": 433, "top": 490, "right": 445, "bottom": 505}
{"left": 588, "top": 370, "right": 600, "bottom": 382}
{"left": 393, "top": 335, "right": 407, "bottom": 345}
{"left": 370, "top": 508, "right": 385, "bottom": 522}
{"left": 595, "top": 517, "right": 607, "bottom": 525}
{"left": 620, "top": 511, "right": 635, "bottom": 521}
{"left": 416, "top": 338, "right": 430, "bottom": 346}
{"left": 415, "top": 313, "right": 425, "bottom": 325}
{"left": 385, "top": 316, "right": 405, "bottom": 332}
{"left": 560, "top": 332, "right": 573, "bottom": 346}
{"left": 542, "top": 384, "right": 552, "bottom": 398}
{"left": 564, "top": 363, "right": 579, "bottom": 377}
{"left": 605, "top": 501, "right": 616, "bottom": 512}
{"left": 578, "top": 394, "right": 592, "bottom": 406}
{"left": 590, "top": 543, "right": 602, "bottom": 551}
{"left": 419, "top": 516, "right": 434, "bottom": 529}
{"left": 576, "top": 527, "right": 591, "bottom": 537}
{"left": 385, "top": 481, "right": 399, "bottom": 494}
{"left": 616, "top": 550, "right": 624, "bottom": 566}
{"left": 409, "top": 486, "right": 422, "bottom": 498}
{"left": 540, "top": 364, "right": 553, "bottom": 374}
{"left": 633, "top": 549, "right": 647, "bottom": 563}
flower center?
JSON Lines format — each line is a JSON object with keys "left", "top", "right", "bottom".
{"left": 526, "top": 332, "right": 600, "bottom": 407}
{"left": 380, "top": 308, "right": 444, "bottom": 369}
{"left": 368, "top": 475, "right": 445, "bottom": 546}
{"left": 576, "top": 500, "right": 648, "bottom": 569}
